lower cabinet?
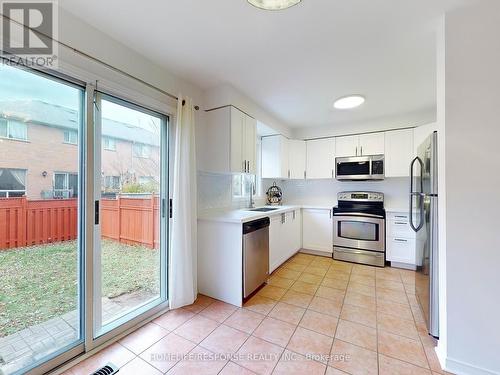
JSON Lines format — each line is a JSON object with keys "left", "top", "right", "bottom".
{"left": 269, "top": 209, "right": 302, "bottom": 273}
{"left": 386, "top": 211, "right": 418, "bottom": 268}
{"left": 302, "top": 208, "right": 333, "bottom": 254}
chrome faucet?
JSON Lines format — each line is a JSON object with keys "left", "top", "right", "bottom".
{"left": 248, "top": 178, "right": 255, "bottom": 209}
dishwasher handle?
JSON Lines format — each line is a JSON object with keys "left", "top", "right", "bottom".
{"left": 243, "top": 217, "right": 270, "bottom": 234}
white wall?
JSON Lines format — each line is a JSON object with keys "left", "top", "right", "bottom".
{"left": 438, "top": 2, "right": 500, "bottom": 374}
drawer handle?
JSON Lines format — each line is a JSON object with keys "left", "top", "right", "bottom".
{"left": 394, "top": 238, "right": 408, "bottom": 242}
{"left": 394, "top": 215, "right": 408, "bottom": 219}
{"left": 394, "top": 222, "right": 408, "bottom": 225}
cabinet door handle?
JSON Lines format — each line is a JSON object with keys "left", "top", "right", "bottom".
{"left": 288, "top": 170, "right": 290, "bottom": 179}
{"left": 355, "top": 146, "right": 358, "bottom": 156}
{"left": 247, "top": 160, "right": 250, "bottom": 173}
{"left": 243, "top": 160, "right": 246, "bottom": 173}
{"left": 330, "top": 209, "right": 332, "bottom": 219}
{"left": 304, "top": 171, "right": 306, "bottom": 179}
{"left": 332, "top": 169, "right": 334, "bottom": 178}
{"left": 361, "top": 146, "right": 363, "bottom": 156}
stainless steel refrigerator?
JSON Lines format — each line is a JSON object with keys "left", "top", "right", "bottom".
{"left": 409, "top": 131, "right": 439, "bottom": 338}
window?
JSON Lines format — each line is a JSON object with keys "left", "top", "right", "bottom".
{"left": 54, "top": 172, "right": 78, "bottom": 198}
{"left": 103, "top": 136, "right": 116, "bottom": 151}
{"left": 232, "top": 173, "right": 255, "bottom": 199}
{"left": 63, "top": 130, "right": 78, "bottom": 144}
{"left": 133, "top": 142, "right": 151, "bottom": 158}
{"left": 0, "top": 168, "right": 26, "bottom": 197}
{"left": 104, "top": 175, "right": 121, "bottom": 190}
{"left": 0, "top": 118, "right": 28, "bottom": 140}
{"left": 139, "top": 176, "right": 155, "bottom": 185}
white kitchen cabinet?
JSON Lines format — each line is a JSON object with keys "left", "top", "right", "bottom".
{"left": 202, "top": 106, "right": 256, "bottom": 174}
{"left": 385, "top": 129, "right": 414, "bottom": 177}
{"left": 302, "top": 208, "right": 333, "bottom": 254}
{"left": 335, "top": 135, "right": 359, "bottom": 158}
{"left": 413, "top": 122, "right": 437, "bottom": 155}
{"left": 269, "top": 215, "right": 283, "bottom": 273}
{"left": 269, "top": 209, "right": 302, "bottom": 273}
{"left": 262, "top": 135, "right": 289, "bottom": 179}
{"left": 335, "top": 133, "right": 384, "bottom": 157}
{"left": 288, "top": 140, "right": 306, "bottom": 179}
{"left": 306, "top": 138, "right": 335, "bottom": 179}
{"left": 359, "top": 132, "right": 385, "bottom": 155}
{"left": 386, "top": 211, "right": 418, "bottom": 268}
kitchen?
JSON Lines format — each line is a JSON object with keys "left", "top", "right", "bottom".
{"left": 2, "top": 1, "right": 499, "bottom": 375}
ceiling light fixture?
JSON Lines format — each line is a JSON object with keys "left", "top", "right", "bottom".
{"left": 247, "top": 0, "right": 302, "bottom": 11}
{"left": 333, "top": 95, "right": 366, "bottom": 110}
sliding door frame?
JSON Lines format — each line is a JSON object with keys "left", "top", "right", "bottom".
{"left": 85, "top": 90, "right": 170, "bottom": 351}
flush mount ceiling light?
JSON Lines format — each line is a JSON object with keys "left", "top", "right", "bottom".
{"left": 333, "top": 95, "right": 366, "bottom": 110}
{"left": 247, "top": 0, "right": 302, "bottom": 11}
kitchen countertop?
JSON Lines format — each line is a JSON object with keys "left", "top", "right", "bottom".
{"left": 198, "top": 205, "right": 303, "bottom": 224}
{"left": 198, "top": 203, "right": 410, "bottom": 224}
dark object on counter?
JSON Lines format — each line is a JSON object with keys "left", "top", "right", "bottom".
{"left": 266, "top": 182, "right": 282, "bottom": 205}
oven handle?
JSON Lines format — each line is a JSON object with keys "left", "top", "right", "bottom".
{"left": 333, "top": 212, "right": 385, "bottom": 219}
{"left": 335, "top": 248, "right": 384, "bottom": 257}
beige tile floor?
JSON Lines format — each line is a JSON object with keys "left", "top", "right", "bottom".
{"left": 65, "top": 253, "right": 451, "bottom": 375}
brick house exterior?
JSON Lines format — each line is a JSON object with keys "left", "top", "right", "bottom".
{"left": 0, "top": 100, "right": 160, "bottom": 199}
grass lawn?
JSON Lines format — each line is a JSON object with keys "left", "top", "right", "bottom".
{"left": 0, "top": 239, "right": 160, "bottom": 337}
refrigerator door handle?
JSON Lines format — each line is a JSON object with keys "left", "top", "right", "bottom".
{"left": 409, "top": 156, "right": 425, "bottom": 232}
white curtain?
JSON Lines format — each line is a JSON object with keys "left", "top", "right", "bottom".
{"left": 169, "top": 95, "right": 198, "bottom": 309}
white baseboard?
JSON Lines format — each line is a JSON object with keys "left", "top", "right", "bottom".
{"left": 436, "top": 346, "right": 499, "bottom": 375}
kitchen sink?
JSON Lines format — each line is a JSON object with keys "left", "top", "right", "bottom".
{"left": 248, "top": 207, "right": 280, "bottom": 212}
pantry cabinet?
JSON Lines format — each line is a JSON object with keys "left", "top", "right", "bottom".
{"left": 335, "top": 132, "right": 385, "bottom": 157}
{"left": 302, "top": 208, "right": 333, "bottom": 254}
{"left": 269, "top": 209, "right": 302, "bottom": 272}
{"left": 385, "top": 129, "right": 414, "bottom": 177}
{"left": 306, "top": 138, "right": 335, "bottom": 179}
{"left": 203, "top": 106, "right": 256, "bottom": 174}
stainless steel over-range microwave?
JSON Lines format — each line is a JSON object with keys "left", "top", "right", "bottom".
{"left": 335, "top": 155, "right": 385, "bottom": 181}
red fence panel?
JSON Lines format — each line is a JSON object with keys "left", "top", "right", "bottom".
{"left": 25, "top": 199, "right": 78, "bottom": 246}
{"left": 0, "top": 196, "right": 159, "bottom": 251}
{"left": 0, "top": 197, "right": 26, "bottom": 249}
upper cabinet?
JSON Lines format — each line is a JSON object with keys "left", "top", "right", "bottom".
{"left": 262, "top": 135, "right": 289, "bottom": 179}
{"left": 385, "top": 129, "right": 414, "bottom": 177}
{"left": 203, "top": 106, "right": 256, "bottom": 174}
{"left": 335, "top": 132, "right": 385, "bottom": 157}
{"left": 288, "top": 140, "right": 306, "bottom": 179}
{"left": 306, "top": 138, "right": 335, "bottom": 179}
{"left": 262, "top": 136, "right": 306, "bottom": 179}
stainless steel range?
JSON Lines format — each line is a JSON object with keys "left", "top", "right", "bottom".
{"left": 333, "top": 192, "right": 386, "bottom": 267}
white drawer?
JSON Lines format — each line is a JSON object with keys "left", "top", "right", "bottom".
{"left": 386, "top": 237, "right": 416, "bottom": 264}
{"left": 387, "top": 220, "right": 416, "bottom": 239}
{"left": 387, "top": 212, "right": 410, "bottom": 221}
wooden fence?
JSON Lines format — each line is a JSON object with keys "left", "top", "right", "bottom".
{"left": 0, "top": 196, "right": 159, "bottom": 251}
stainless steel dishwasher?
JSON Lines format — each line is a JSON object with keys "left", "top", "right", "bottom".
{"left": 243, "top": 217, "right": 270, "bottom": 299}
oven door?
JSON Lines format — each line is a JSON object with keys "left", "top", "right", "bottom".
{"left": 333, "top": 214, "right": 385, "bottom": 252}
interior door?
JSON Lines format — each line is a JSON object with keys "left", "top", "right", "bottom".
{"left": 92, "top": 92, "right": 168, "bottom": 338}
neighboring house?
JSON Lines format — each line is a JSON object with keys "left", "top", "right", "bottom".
{"left": 0, "top": 100, "right": 160, "bottom": 199}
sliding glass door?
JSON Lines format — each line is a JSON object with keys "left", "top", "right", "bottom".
{"left": 0, "top": 65, "right": 170, "bottom": 373}
{"left": 92, "top": 93, "right": 168, "bottom": 338}
{"left": 0, "top": 65, "right": 85, "bottom": 374}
